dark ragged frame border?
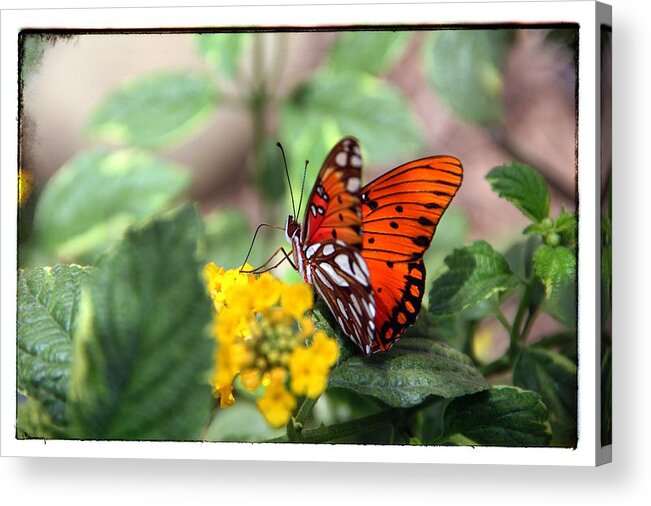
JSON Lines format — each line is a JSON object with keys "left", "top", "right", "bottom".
{"left": 16, "top": 22, "right": 580, "bottom": 448}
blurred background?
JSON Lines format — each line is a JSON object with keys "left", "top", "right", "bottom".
{"left": 18, "top": 28, "right": 578, "bottom": 435}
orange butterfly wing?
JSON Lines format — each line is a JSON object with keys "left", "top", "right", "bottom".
{"left": 301, "top": 137, "right": 363, "bottom": 249}
{"left": 360, "top": 156, "right": 463, "bottom": 352}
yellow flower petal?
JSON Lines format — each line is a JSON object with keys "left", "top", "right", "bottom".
{"left": 281, "top": 283, "right": 314, "bottom": 319}
{"left": 240, "top": 368, "right": 262, "bottom": 391}
{"left": 252, "top": 273, "right": 282, "bottom": 311}
{"left": 257, "top": 368, "right": 296, "bottom": 427}
{"left": 311, "top": 331, "right": 340, "bottom": 367}
{"left": 289, "top": 347, "right": 329, "bottom": 398}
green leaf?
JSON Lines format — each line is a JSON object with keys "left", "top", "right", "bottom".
{"left": 193, "top": 33, "right": 251, "bottom": 79}
{"left": 329, "top": 338, "right": 488, "bottom": 408}
{"left": 513, "top": 347, "right": 577, "bottom": 446}
{"left": 440, "top": 386, "right": 552, "bottom": 446}
{"left": 17, "top": 265, "right": 92, "bottom": 425}
{"left": 328, "top": 31, "right": 412, "bottom": 75}
{"left": 33, "top": 149, "right": 190, "bottom": 261}
{"left": 533, "top": 244, "right": 576, "bottom": 298}
{"left": 280, "top": 70, "right": 424, "bottom": 206}
{"left": 425, "top": 30, "right": 512, "bottom": 125}
{"left": 428, "top": 240, "right": 519, "bottom": 315}
{"left": 205, "top": 402, "right": 283, "bottom": 442}
{"left": 20, "top": 33, "right": 48, "bottom": 82}
{"left": 17, "top": 397, "right": 67, "bottom": 439}
{"left": 542, "top": 275, "right": 577, "bottom": 329}
{"left": 486, "top": 163, "right": 551, "bottom": 223}
{"left": 555, "top": 211, "right": 577, "bottom": 248}
{"left": 87, "top": 72, "right": 217, "bottom": 147}
{"left": 67, "top": 205, "right": 214, "bottom": 440}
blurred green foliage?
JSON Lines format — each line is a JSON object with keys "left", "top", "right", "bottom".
{"left": 426, "top": 30, "right": 512, "bottom": 125}
{"left": 87, "top": 72, "right": 218, "bottom": 148}
{"left": 18, "top": 29, "right": 579, "bottom": 447}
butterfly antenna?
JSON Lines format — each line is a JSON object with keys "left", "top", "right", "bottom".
{"left": 277, "top": 142, "right": 296, "bottom": 217}
{"left": 240, "top": 223, "right": 284, "bottom": 272}
{"left": 296, "top": 159, "right": 309, "bottom": 219}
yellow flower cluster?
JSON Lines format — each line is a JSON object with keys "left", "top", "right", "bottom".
{"left": 204, "top": 263, "right": 339, "bottom": 427}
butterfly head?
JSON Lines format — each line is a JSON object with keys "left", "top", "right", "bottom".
{"left": 285, "top": 214, "right": 300, "bottom": 243}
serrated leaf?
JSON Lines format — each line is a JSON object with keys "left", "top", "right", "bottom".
{"left": 328, "top": 31, "right": 412, "bottom": 75}
{"left": 67, "top": 205, "right": 214, "bottom": 440}
{"left": 193, "top": 33, "right": 251, "bottom": 79}
{"left": 543, "top": 275, "right": 577, "bottom": 328}
{"left": 329, "top": 338, "right": 488, "bottom": 408}
{"left": 17, "top": 265, "right": 92, "bottom": 426}
{"left": 428, "top": 240, "right": 519, "bottom": 315}
{"left": 533, "top": 244, "right": 576, "bottom": 298}
{"left": 33, "top": 149, "right": 190, "bottom": 261}
{"left": 486, "top": 163, "right": 551, "bottom": 223}
{"left": 87, "top": 72, "right": 217, "bottom": 147}
{"left": 440, "top": 386, "right": 552, "bottom": 446}
{"left": 425, "top": 30, "right": 512, "bottom": 125}
{"left": 280, "top": 70, "right": 424, "bottom": 209}
{"left": 16, "top": 397, "right": 67, "bottom": 439}
{"left": 555, "top": 211, "right": 577, "bottom": 248}
{"left": 513, "top": 347, "right": 577, "bottom": 446}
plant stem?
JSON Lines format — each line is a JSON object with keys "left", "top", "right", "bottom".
{"left": 285, "top": 395, "right": 319, "bottom": 442}
{"left": 270, "top": 408, "right": 397, "bottom": 444}
{"left": 532, "top": 332, "right": 575, "bottom": 349}
{"left": 479, "top": 354, "right": 512, "bottom": 376}
{"left": 508, "top": 280, "right": 535, "bottom": 360}
{"left": 496, "top": 309, "right": 512, "bottom": 334}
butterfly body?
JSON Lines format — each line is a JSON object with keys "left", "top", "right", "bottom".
{"left": 284, "top": 137, "right": 463, "bottom": 356}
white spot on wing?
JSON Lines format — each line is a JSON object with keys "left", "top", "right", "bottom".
{"left": 336, "top": 298, "right": 346, "bottom": 315}
{"left": 320, "top": 262, "right": 349, "bottom": 287}
{"left": 315, "top": 269, "right": 333, "bottom": 290}
{"left": 351, "top": 261, "right": 369, "bottom": 287}
{"left": 322, "top": 244, "right": 335, "bottom": 256}
{"left": 350, "top": 305, "right": 361, "bottom": 326}
{"left": 346, "top": 177, "right": 361, "bottom": 192}
{"left": 334, "top": 254, "right": 352, "bottom": 275}
{"left": 310, "top": 205, "right": 317, "bottom": 217}
{"left": 350, "top": 294, "right": 362, "bottom": 315}
{"left": 362, "top": 297, "right": 376, "bottom": 319}
{"left": 335, "top": 151, "right": 347, "bottom": 167}
{"left": 350, "top": 154, "right": 362, "bottom": 168}
{"left": 354, "top": 252, "right": 370, "bottom": 277}
{"left": 305, "top": 243, "right": 320, "bottom": 259}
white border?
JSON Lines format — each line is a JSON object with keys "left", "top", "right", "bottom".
{"left": 0, "top": 1, "right": 601, "bottom": 466}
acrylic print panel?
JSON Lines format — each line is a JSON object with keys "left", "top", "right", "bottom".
{"left": 15, "top": 25, "right": 578, "bottom": 446}
{"left": 2, "top": 1, "right": 606, "bottom": 466}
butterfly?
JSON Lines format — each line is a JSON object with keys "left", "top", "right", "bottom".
{"left": 281, "top": 137, "right": 463, "bottom": 356}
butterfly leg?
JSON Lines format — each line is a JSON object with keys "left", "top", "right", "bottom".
{"left": 243, "top": 247, "right": 296, "bottom": 274}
